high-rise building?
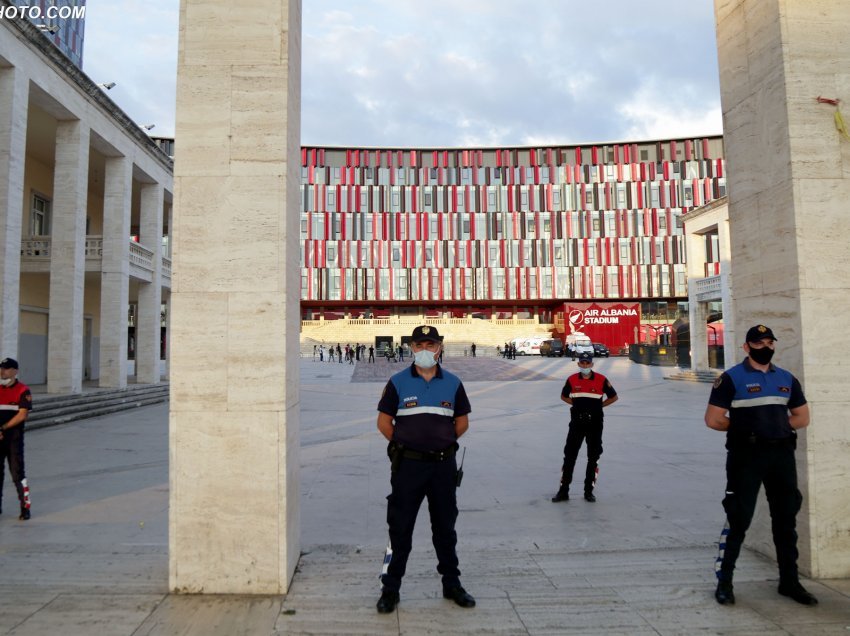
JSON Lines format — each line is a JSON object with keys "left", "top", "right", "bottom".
{"left": 7, "top": 0, "right": 86, "bottom": 67}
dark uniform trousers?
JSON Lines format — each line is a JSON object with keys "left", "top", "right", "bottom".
{"left": 719, "top": 437, "right": 801, "bottom": 583}
{"left": 560, "top": 411, "right": 603, "bottom": 493}
{"left": 382, "top": 456, "right": 460, "bottom": 592}
{"left": 0, "top": 424, "right": 26, "bottom": 508}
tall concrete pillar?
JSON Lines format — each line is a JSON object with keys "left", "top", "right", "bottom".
{"left": 47, "top": 120, "right": 89, "bottom": 394}
{"left": 136, "top": 183, "right": 163, "bottom": 384}
{"left": 99, "top": 156, "right": 132, "bottom": 388}
{"left": 170, "top": 0, "right": 302, "bottom": 593}
{"left": 0, "top": 66, "right": 29, "bottom": 358}
{"left": 716, "top": 0, "right": 850, "bottom": 578}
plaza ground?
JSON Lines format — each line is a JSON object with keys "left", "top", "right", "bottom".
{"left": 0, "top": 356, "right": 847, "bottom": 634}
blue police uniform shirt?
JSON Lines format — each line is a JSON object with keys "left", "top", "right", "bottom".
{"left": 378, "top": 363, "right": 471, "bottom": 452}
{"left": 708, "top": 358, "right": 806, "bottom": 440}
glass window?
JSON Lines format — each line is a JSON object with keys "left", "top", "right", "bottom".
{"left": 31, "top": 193, "right": 51, "bottom": 235}
{"left": 393, "top": 248, "right": 400, "bottom": 262}
{"left": 424, "top": 191, "right": 432, "bottom": 206}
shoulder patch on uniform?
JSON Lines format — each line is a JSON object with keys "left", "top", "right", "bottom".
{"left": 712, "top": 375, "right": 723, "bottom": 389}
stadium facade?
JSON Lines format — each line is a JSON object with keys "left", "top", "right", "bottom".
{"left": 299, "top": 138, "right": 726, "bottom": 347}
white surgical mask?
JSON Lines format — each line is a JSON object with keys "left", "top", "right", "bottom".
{"left": 579, "top": 367, "right": 592, "bottom": 376}
{"left": 413, "top": 349, "right": 438, "bottom": 369}
{"left": 0, "top": 377, "right": 14, "bottom": 387}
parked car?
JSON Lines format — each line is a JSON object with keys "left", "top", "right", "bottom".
{"left": 539, "top": 338, "right": 565, "bottom": 357}
{"left": 592, "top": 342, "right": 610, "bottom": 357}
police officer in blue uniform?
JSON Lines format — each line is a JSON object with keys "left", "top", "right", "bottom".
{"left": 552, "top": 351, "right": 618, "bottom": 503}
{"left": 375, "top": 325, "right": 475, "bottom": 614}
{"left": 705, "top": 325, "right": 817, "bottom": 606}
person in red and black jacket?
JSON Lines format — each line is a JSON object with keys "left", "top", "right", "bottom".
{"left": 0, "top": 357, "right": 33, "bottom": 520}
{"left": 552, "top": 351, "right": 618, "bottom": 503}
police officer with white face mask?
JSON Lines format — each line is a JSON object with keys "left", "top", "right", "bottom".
{"left": 374, "top": 325, "right": 475, "bottom": 614}
{"left": 552, "top": 351, "right": 618, "bottom": 503}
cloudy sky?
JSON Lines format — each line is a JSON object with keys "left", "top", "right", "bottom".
{"left": 83, "top": 0, "right": 723, "bottom": 147}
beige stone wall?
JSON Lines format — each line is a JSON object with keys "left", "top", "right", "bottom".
{"left": 716, "top": 0, "right": 850, "bottom": 578}
{"left": 170, "top": 0, "right": 302, "bottom": 594}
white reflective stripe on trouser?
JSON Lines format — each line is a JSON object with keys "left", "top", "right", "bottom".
{"left": 0, "top": 404, "right": 20, "bottom": 411}
{"left": 380, "top": 540, "right": 393, "bottom": 584}
{"left": 396, "top": 405, "right": 454, "bottom": 417}
{"left": 730, "top": 396, "right": 790, "bottom": 408}
{"left": 569, "top": 392, "right": 604, "bottom": 400}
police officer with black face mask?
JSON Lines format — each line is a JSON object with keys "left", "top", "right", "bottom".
{"left": 705, "top": 325, "right": 817, "bottom": 607}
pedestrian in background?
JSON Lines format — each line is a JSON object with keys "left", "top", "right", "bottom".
{"left": 552, "top": 352, "right": 617, "bottom": 503}
{"left": 0, "top": 358, "right": 32, "bottom": 520}
{"left": 705, "top": 325, "right": 817, "bottom": 606}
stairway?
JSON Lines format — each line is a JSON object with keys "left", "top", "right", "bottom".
{"left": 27, "top": 384, "right": 169, "bottom": 430}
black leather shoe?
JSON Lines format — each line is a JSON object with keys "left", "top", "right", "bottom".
{"left": 443, "top": 586, "right": 476, "bottom": 608}
{"left": 19, "top": 508, "right": 30, "bottom": 521}
{"left": 584, "top": 492, "right": 596, "bottom": 502}
{"left": 715, "top": 580, "right": 735, "bottom": 605}
{"left": 376, "top": 589, "right": 399, "bottom": 613}
{"left": 551, "top": 490, "right": 569, "bottom": 502}
{"left": 778, "top": 581, "right": 818, "bottom": 605}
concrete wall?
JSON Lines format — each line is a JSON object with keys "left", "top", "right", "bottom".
{"left": 170, "top": 0, "right": 303, "bottom": 594}
{"left": 716, "top": 0, "right": 850, "bottom": 578}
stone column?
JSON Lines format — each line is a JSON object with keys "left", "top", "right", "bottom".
{"left": 136, "top": 183, "right": 163, "bottom": 384}
{"left": 170, "top": 0, "right": 302, "bottom": 593}
{"left": 716, "top": 0, "right": 850, "bottom": 578}
{"left": 687, "top": 295, "right": 710, "bottom": 372}
{"left": 0, "top": 66, "right": 29, "bottom": 358}
{"left": 98, "top": 156, "right": 132, "bottom": 388}
{"left": 47, "top": 121, "right": 89, "bottom": 394}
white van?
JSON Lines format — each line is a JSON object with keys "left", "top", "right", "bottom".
{"left": 511, "top": 337, "right": 547, "bottom": 356}
{"left": 566, "top": 333, "right": 595, "bottom": 358}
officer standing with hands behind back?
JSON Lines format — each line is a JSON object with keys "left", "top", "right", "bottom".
{"left": 705, "top": 325, "right": 817, "bottom": 606}
{"left": 0, "top": 357, "right": 33, "bottom": 520}
{"left": 552, "top": 351, "right": 617, "bottom": 503}
{"left": 375, "top": 325, "right": 475, "bottom": 614}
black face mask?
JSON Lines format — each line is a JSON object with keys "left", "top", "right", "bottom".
{"left": 748, "top": 346, "right": 775, "bottom": 365}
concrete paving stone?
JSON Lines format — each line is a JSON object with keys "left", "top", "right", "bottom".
{"left": 276, "top": 598, "right": 401, "bottom": 635}
{"left": 0, "top": 357, "right": 846, "bottom": 635}
{"left": 6, "top": 593, "right": 164, "bottom": 636}
{"left": 133, "top": 595, "right": 281, "bottom": 636}
{"left": 741, "top": 579, "right": 850, "bottom": 624}
{"left": 636, "top": 603, "right": 783, "bottom": 633}
{"left": 397, "top": 596, "right": 526, "bottom": 635}
{"left": 509, "top": 596, "right": 654, "bottom": 634}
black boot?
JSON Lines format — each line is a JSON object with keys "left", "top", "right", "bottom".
{"left": 715, "top": 580, "right": 735, "bottom": 605}
{"left": 551, "top": 488, "right": 569, "bottom": 502}
{"left": 778, "top": 580, "right": 817, "bottom": 605}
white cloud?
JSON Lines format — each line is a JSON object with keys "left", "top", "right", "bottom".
{"left": 81, "top": 0, "right": 723, "bottom": 146}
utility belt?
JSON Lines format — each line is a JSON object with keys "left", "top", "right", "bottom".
{"left": 728, "top": 431, "right": 796, "bottom": 450}
{"left": 388, "top": 442, "right": 457, "bottom": 472}
{"left": 570, "top": 409, "right": 602, "bottom": 423}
